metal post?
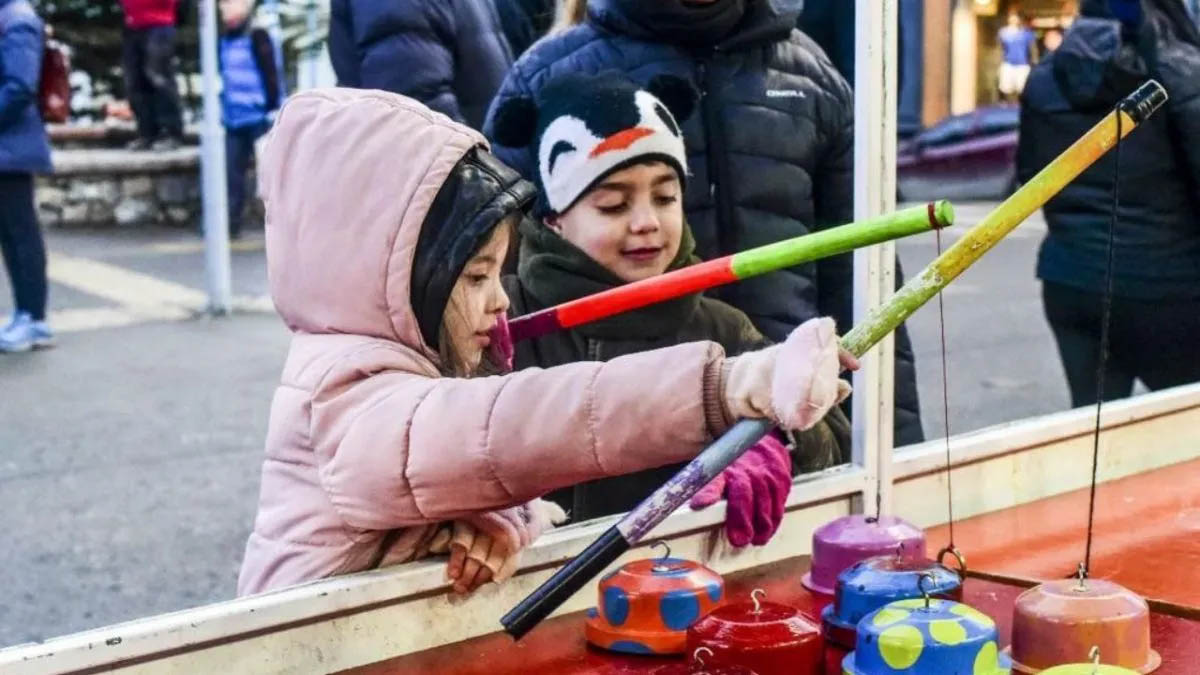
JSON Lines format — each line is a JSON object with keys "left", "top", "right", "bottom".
{"left": 300, "top": 1, "right": 319, "bottom": 89}
{"left": 852, "top": 0, "right": 899, "bottom": 516}
{"left": 199, "top": 0, "right": 232, "bottom": 313}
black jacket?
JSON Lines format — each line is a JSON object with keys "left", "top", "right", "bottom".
{"left": 328, "top": 0, "right": 514, "bottom": 129}
{"left": 505, "top": 217, "right": 851, "bottom": 522}
{"left": 485, "top": 0, "right": 924, "bottom": 444}
{"left": 1017, "top": 0, "right": 1200, "bottom": 299}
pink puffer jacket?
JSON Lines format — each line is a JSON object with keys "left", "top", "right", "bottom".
{"left": 237, "top": 89, "right": 730, "bottom": 596}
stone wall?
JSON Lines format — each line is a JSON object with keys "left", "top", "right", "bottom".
{"left": 38, "top": 124, "right": 258, "bottom": 230}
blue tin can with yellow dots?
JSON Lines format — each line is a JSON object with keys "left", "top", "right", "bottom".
{"left": 842, "top": 597, "right": 1011, "bottom": 675}
{"left": 823, "top": 554, "right": 964, "bottom": 648}
{"left": 585, "top": 554, "right": 725, "bottom": 655}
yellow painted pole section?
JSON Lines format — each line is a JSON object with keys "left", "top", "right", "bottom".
{"left": 843, "top": 108, "right": 1138, "bottom": 356}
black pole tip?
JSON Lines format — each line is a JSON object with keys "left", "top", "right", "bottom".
{"left": 1121, "top": 80, "right": 1168, "bottom": 124}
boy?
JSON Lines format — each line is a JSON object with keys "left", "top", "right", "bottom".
{"left": 492, "top": 72, "right": 851, "bottom": 546}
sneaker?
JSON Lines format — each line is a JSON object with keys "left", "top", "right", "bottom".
{"left": 151, "top": 136, "right": 183, "bottom": 152}
{"left": 0, "top": 312, "right": 55, "bottom": 353}
{"left": 126, "top": 137, "right": 154, "bottom": 151}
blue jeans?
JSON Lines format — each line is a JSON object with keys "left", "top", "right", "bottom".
{"left": 225, "top": 122, "right": 270, "bottom": 237}
{"left": 0, "top": 173, "right": 46, "bottom": 320}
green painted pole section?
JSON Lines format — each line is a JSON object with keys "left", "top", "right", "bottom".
{"left": 729, "top": 200, "right": 954, "bottom": 279}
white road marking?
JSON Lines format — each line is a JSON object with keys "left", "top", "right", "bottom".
{"left": 43, "top": 252, "right": 274, "bottom": 333}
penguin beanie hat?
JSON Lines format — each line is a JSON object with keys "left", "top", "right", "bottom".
{"left": 492, "top": 71, "right": 697, "bottom": 216}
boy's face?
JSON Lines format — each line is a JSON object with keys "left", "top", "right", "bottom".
{"left": 220, "top": 0, "right": 251, "bottom": 29}
{"left": 548, "top": 161, "right": 684, "bottom": 283}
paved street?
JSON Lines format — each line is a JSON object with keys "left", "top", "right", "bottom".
{"left": 0, "top": 202, "right": 1085, "bottom": 647}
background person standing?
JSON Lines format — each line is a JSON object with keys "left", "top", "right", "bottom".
{"left": 998, "top": 12, "right": 1037, "bottom": 102}
{"left": 0, "top": 0, "right": 54, "bottom": 353}
{"left": 1018, "top": 0, "right": 1200, "bottom": 406}
{"left": 119, "top": 0, "right": 184, "bottom": 150}
{"left": 327, "top": 0, "right": 514, "bottom": 130}
{"left": 219, "top": 0, "right": 282, "bottom": 239}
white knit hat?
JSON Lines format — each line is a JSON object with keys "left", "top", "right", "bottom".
{"left": 492, "top": 71, "right": 697, "bottom": 215}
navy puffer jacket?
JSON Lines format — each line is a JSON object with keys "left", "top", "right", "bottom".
{"left": 328, "top": 0, "right": 514, "bottom": 129}
{"left": 1018, "top": 0, "right": 1200, "bottom": 299}
{"left": 485, "top": 0, "right": 924, "bottom": 445}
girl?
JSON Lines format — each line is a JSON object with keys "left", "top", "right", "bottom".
{"left": 491, "top": 72, "right": 852, "bottom": 547}
{"left": 238, "top": 88, "right": 850, "bottom": 597}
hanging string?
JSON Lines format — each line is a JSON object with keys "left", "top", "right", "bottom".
{"left": 934, "top": 227, "right": 955, "bottom": 548}
{"left": 1084, "top": 105, "right": 1124, "bottom": 575}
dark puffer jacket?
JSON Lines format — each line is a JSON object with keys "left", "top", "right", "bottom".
{"left": 505, "top": 216, "right": 851, "bottom": 522}
{"left": 328, "top": 0, "right": 514, "bottom": 129}
{"left": 1017, "top": 0, "right": 1200, "bottom": 299}
{"left": 485, "top": 0, "right": 924, "bottom": 445}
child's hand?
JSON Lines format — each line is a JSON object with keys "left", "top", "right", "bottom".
{"left": 722, "top": 317, "right": 851, "bottom": 431}
{"left": 446, "top": 521, "right": 518, "bottom": 594}
{"left": 689, "top": 433, "right": 792, "bottom": 547}
{"left": 440, "top": 499, "right": 568, "bottom": 594}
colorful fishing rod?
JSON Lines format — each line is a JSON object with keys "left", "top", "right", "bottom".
{"left": 508, "top": 201, "right": 954, "bottom": 343}
{"left": 500, "top": 80, "right": 1168, "bottom": 641}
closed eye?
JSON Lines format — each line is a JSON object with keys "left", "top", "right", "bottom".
{"left": 548, "top": 140, "right": 576, "bottom": 174}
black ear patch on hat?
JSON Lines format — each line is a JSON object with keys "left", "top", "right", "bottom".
{"left": 646, "top": 75, "right": 698, "bottom": 126}
{"left": 492, "top": 96, "right": 538, "bottom": 148}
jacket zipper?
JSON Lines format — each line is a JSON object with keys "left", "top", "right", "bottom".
{"left": 698, "top": 53, "right": 734, "bottom": 254}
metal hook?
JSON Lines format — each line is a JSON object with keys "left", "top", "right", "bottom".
{"left": 652, "top": 540, "right": 671, "bottom": 560}
{"left": 693, "top": 647, "right": 713, "bottom": 667}
{"left": 1090, "top": 645, "right": 1101, "bottom": 674}
{"left": 650, "top": 541, "right": 673, "bottom": 572}
{"left": 918, "top": 573, "right": 935, "bottom": 610}
{"left": 751, "top": 588, "right": 766, "bottom": 614}
{"left": 1075, "top": 562, "right": 1089, "bottom": 592}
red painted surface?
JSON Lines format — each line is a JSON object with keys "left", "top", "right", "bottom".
{"left": 686, "top": 600, "right": 822, "bottom": 675}
{"left": 343, "top": 557, "right": 1200, "bottom": 674}
{"left": 924, "top": 457, "right": 1200, "bottom": 607}
{"left": 556, "top": 258, "right": 737, "bottom": 330}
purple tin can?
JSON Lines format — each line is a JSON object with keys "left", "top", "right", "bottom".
{"left": 800, "top": 515, "right": 925, "bottom": 596}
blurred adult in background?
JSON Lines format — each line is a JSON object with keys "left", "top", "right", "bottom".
{"left": 119, "top": 0, "right": 184, "bottom": 150}
{"left": 219, "top": 0, "right": 282, "bottom": 239}
{"left": 998, "top": 12, "right": 1037, "bottom": 102}
{"left": 0, "top": 0, "right": 54, "bottom": 353}
{"left": 328, "top": 0, "right": 513, "bottom": 130}
{"left": 493, "top": 0, "right": 555, "bottom": 57}
{"left": 1018, "top": 0, "right": 1200, "bottom": 406}
{"left": 485, "top": 0, "right": 925, "bottom": 446}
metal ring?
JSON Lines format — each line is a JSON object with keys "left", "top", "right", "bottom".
{"left": 1090, "top": 645, "right": 1101, "bottom": 674}
{"left": 693, "top": 647, "right": 713, "bottom": 666}
{"left": 937, "top": 546, "right": 967, "bottom": 574}
{"left": 751, "top": 588, "right": 767, "bottom": 614}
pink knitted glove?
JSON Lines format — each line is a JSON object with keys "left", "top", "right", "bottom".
{"left": 487, "top": 314, "right": 515, "bottom": 373}
{"left": 689, "top": 434, "right": 792, "bottom": 547}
